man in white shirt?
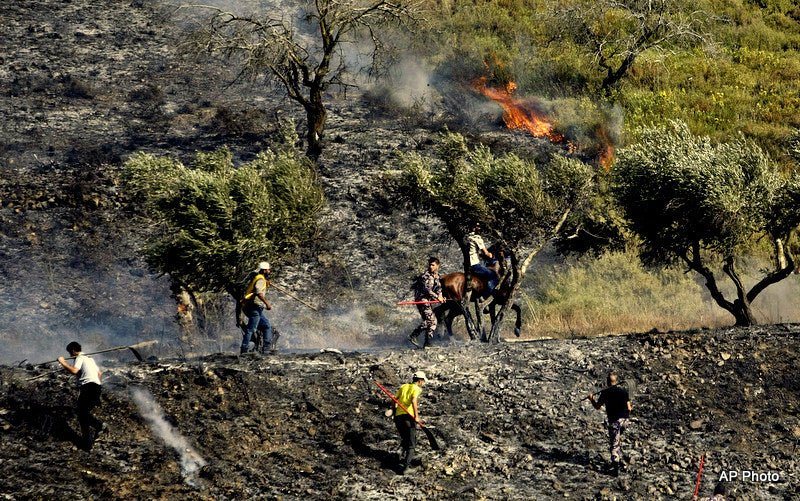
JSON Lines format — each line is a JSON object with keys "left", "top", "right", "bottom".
{"left": 58, "top": 341, "right": 105, "bottom": 450}
{"left": 466, "top": 224, "right": 498, "bottom": 294}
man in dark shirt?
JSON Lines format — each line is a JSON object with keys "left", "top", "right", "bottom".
{"left": 588, "top": 372, "right": 633, "bottom": 476}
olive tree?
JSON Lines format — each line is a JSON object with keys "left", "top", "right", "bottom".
{"left": 123, "top": 130, "right": 324, "bottom": 333}
{"left": 546, "top": 0, "right": 710, "bottom": 91}
{"left": 183, "top": 0, "right": 423, "bottom": 158}
{"left": 612, "top": 121, "right": 800, "bottom": 326}
{"left": 390, "top": 132, "right": 594, "bottom": 341}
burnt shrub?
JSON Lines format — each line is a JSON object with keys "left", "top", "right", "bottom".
{"left": 60, "top": 74, "right": 95, "bottom": 99}
{"left": 65, "top": 141, "right": 120, "bottom": 167}
{"left": 207, "top": 105, "right": 269, "bottom": 138}
{"left": 128, "top": 83, "right": 164, "bottom": 104}
{"left": 128, "top": 83, "right": 167, "bottom": 125}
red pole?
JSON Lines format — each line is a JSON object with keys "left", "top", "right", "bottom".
{"left": 694, "top": 453, "right": 705, "bottom": 497}
{"left": 375, "top": 381, "right": 423, "bottom": 424}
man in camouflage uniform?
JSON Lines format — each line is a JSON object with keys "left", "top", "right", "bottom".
{"left": 408, "top": 257, "right": 444, "bottom": 348}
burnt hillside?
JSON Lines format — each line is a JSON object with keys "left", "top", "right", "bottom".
{"left": 2, "top": 1, "right": 800, "bottom": 499}
{"left": 2, "top": 326, "right": 799, "bottom": 500}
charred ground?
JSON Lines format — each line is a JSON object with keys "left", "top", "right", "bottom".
{"left": 2, "top": 326, "right": 800, "bottom": 500}
{"left": 2, "top": 1, "right": 800, "bottom": 500}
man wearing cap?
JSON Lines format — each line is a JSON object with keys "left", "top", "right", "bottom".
{"left": 240, "top": 261, "right": 274, "bottom": 354}
{"left": 394, "top": 371, "right": 427, "bottom": 474}
{"left": 466, "top": 223, "right": 498, "bottom": 295}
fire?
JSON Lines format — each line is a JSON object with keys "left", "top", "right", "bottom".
{"left": 595, "top": 125, "right": 616, "bottom": 172}
{"left": 473, "top": 71, "right": 617, "bottom": 170}
{"left": 473, "top": 77, "right": 564, "bottom": 143}
{"left": 598, "top": 144, "right": 615, "bottom": 172}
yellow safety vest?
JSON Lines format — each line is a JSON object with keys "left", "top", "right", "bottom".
{"left": 242, "top": 273, "right": 267, "bottom": 302}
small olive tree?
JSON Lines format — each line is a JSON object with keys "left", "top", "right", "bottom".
{"left": 123, "top": 131, "right": 325, "bottom": 333}
{"left": 183, "top": 0, "right": 423, "bottom": 158}
{"left": 390, "top": 131, "right": 594, "bottom": 341}
{"left": 612, "top": 120, "right": 800, "bottom": 326}
{"left": 546, "top": 0, "right": 710, "bottom": 91}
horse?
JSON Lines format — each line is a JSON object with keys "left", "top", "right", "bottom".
{"left": 433, "top": 249, "right": 522, "bottom": 342}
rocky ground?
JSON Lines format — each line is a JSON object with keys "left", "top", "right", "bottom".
{"left": 2, "top": 1, "right": 800, "bottom": 499}
{"left": 2, "top": 325, "right": 799, "bottom": 500}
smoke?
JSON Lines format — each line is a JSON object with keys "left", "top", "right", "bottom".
{"left": 373, "top": 59, "right": 438, "bottom": 109}
{"left": 130, "top": 387, "right": 207, "bottom": 486}
{"left": 749, "top": 271, "right": 800, "bottom": 324}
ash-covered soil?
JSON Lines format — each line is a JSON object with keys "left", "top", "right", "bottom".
{"left": 0, "top": 0, "right": 456, "bottom": 361}
{"left": 2, "top": 1, "right": 800, "bottom": 499}
{"left": 2, "top": 326, "right": 799, "bottom": 500}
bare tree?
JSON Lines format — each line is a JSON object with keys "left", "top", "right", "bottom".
{"left": 182, "top": 0, "right": 423, "bottom": 158}
{"left": 547, "top": 0, "right": 711, "bottom": 91}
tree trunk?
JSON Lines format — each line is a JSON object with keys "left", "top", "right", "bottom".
{"left": 686, "top": 244, "right": 795, "bottom": 328}
{"left": 731, "top": 299, "right": 756, "bottom": 327}
{"left": 486, "top": 207, "right": 572, "bottom": 342}
{"left": 449, "top": 222, "right": 479, "bottom": 340}
{"left": 305, "top": 91, "right": 327, "bottom": 160}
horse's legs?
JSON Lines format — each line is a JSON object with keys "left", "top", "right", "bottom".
{"left": 474, "top": 301, "right": 487, "bottom": 342}
{"left": 445, "top": 305, "right": 460, "bottom": 338}
{"left": 433, "top": 304, "right": 446, "bottom": 339}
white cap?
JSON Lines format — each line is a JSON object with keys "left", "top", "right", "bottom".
{"left": 413, "top": 370, "right": 427, "bottom": 382}
{"left": 256, "top": 261, "right": 271, "bottom": 271}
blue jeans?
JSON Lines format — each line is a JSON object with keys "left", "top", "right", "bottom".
{"left": 241, "top": 304, "right": 273, "bottom": 353}
{"left": 470, "top": 264, "right": 498, "bottom": 292}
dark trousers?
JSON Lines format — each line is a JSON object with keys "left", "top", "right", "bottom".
{"left": 78, "top": 383, "right": 102, "bottom": 443}
{"left": 394, "top": 413, "right": 417, "bottom": 468}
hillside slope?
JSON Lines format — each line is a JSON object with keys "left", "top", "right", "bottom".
{"left": 3, "top": 326, "right": 799, "bottom": 500}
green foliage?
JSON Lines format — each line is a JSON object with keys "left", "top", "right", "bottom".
{"left": 612, "top": 120, "right": 790, "bottom": 264}
{"left": 423, "top": 0, "right": 800, "bottom": 159}
{"left": 390, "top": 131, "right": 594, "bottom": 249}
{"left": 123, "top": 137, "right": 324, "bottom": 297}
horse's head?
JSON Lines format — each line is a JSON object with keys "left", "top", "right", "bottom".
{"left": 488, "top": 243, "right": 512, "bottom": 273}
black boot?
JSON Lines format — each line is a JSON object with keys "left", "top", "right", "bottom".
{"left": 407, "top": 329, "right": 421, "bottom": 348}
{"left": 402, "top": 448, "right": 414, "bottom": 473}
{"left": 399, "top": 448, "right": 411, "bottom": 473}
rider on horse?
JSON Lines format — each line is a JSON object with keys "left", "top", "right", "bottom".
{"left": 466, "top": 223, "right": 499, "bottom": 296}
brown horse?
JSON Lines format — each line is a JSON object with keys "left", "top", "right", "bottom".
{"left": 434, "top": 269, "right": 522, "bottom": 342}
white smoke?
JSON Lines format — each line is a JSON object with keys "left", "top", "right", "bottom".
{"left": 130, "top": 387, "right": 207, "bottom": 487}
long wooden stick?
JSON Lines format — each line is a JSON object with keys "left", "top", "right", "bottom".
{"left": 33, "top": 340, "right": 159, "bottom": 366}
{"left": 269, "top": 282, "right": 319, "bottom": 311}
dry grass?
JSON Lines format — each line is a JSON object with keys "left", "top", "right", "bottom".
{"left": 517, "top": 251, "right": 800, "bottom": 340}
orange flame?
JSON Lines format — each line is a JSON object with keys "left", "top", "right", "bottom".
{"left": 473, "top": 77, "right": 564, "bottom": 143}
{"left": 598, "top": 144, "right": 615, "bottom": 172}
{"left": 595, "top": 125, "right": 616, "bottom": 172}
